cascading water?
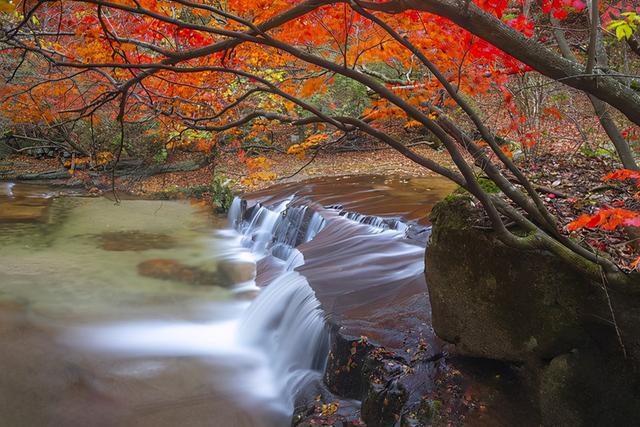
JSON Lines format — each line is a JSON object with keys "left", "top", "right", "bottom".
{"left": 239, "top": 271, "right": 328, "bottom": 406}
{"left": 230, "top": 196, "right": 331, "bottom": 413}
{"left": 61, "top": 187, "right": 431, "bottom": 426}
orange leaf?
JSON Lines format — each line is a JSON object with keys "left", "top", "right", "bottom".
{"left": 568, "top": 208, "right": 639, "bottom": 231}
{"left": 603, "top": 169, "right": 640, "bottom": 182}
{"left": 542, "top": 107, "right": 563, "bottom": 120}
{"left": 567, "top": 214, "right": 592, "bottom": 231}
{"left": 500, "top": 145, "right": 513, "bottom": 159}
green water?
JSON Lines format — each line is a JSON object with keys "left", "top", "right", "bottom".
{"left": 0, "top": 183, "right": 272, "bottom": 427}
{"left": 0, "top": 187, "right": 234, "bottom": 319}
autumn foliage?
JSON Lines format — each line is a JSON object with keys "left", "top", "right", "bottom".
{"left": 0, "top": 0, "right": 639, "bottom": 281}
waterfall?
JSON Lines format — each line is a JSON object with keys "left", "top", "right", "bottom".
{"left": 230, "top": 197, "right": 330, "bottom": 412}
{"left": 230, "top": 196, "right": 326, "bottom": 262}
{"left": 227, "top": 194, "right": 428, "bottom": 415}
{"left": 239, "top": 271, "right": 329, "bottom": 407}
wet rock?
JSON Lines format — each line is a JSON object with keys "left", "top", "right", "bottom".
{"left": 97, "top": 231, "right": 176, "bottom": 251}
{"left": 217, "top": 258, "right": 256, "bottom": 285}
{"left": 425, "top": 195, "right": 608, "bottom": 362}
{"left": 321, "top": 326, "right": 453, "bottom": 427}
{"left": 400, "top": 398, "right": 444, "bottom": 426}
{"left": 292, "top": 395, "right": 363, "bottom": 427}
{"left": 137, "top": 259, "right": 219, "bottom": 286}
{"left": 361, "top": 379, "right": 407, "bottom": 427}
{"left": 325, "top": 330, "right": 375, "bottom": 399}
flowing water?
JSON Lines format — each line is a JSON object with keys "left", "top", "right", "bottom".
{"left": 0, "top": 176, "right": 455, "bottom": 427}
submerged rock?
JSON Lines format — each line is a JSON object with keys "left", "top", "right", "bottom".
{"left": 137, "top": 259, "right": 219, "bottom": 286}
{"left": 96, "top": 230, "right": 177, "bottom": 252}
{"left": 217, "top": 258, "right": 256, "bottom": 285}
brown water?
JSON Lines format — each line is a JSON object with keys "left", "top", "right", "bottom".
{"left": 247, "top": 175, "right": 456, "bottom": 224}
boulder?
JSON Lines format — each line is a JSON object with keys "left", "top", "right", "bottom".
{"left": 425, "top": 195, "right": 610, "bottom": 362}
{"left": 425, "top": 195, "right": 640, "bottom": 425}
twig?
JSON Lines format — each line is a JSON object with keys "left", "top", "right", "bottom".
{"left": 532, "top": 184, "right": 569, "bottom": 199}
{"left": 278, "top": 135, "right": 346, "bottom": 180}
{"left": 507, "top": 178, "right": 570, "bottom": 198}
{"left": 599, "top": 267, "right": 628, "bottom": 359}
{"left": 590, "top": 184, "right": 617, "bottom": 193}
{"left": 278, "top": 146, "right": 325, "bottom": 180}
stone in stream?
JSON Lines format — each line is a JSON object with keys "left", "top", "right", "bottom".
{"left": 0, "top": 203, "right": 50, "bottom": 222}
{"left": 137, "top": 259, "right": 220, "bottom": 286}
{"left": 217, "top": 258, "right": 256, "bottom": 285}
{"left": 96, "top": 230, "right": 176, "bottom": 251}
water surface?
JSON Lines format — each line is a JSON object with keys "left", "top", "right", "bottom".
{"left": 0, "top": 176, "right": 457, "bottom": 427}
{"left": 0, "top": 182, "right": 284, "bottom": 427}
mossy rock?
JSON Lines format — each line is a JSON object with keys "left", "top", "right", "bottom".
{"left": 540, "top": 350, "right": 640, "bottom": 426}
{"left": 426, "top": 195, "right": 640, "bottom": 426}
{"left": 426, "top": 196, "right": 610, "bottom": 362}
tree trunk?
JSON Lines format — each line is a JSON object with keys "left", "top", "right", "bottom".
{"left": 551, "top": 17, "right": 638, "bottom": 170}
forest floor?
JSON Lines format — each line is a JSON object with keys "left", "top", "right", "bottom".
{"left": 0, "top": 144, "right": 452, "bottom": 195}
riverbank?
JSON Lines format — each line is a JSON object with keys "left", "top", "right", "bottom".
{"left": 0, "top": 146, "right": 452, "bottom": 194}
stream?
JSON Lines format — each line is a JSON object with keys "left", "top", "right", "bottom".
{"left": 0, "top": 176, "right": 455, "bottom": 427}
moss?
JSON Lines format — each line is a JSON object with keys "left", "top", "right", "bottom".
{"left": 419, "top": 399, "right": 442, "bottom": 422}
{"left": 477, "top": 177, "right": 501, "bottom": 194}
{"left": 447, "top": 177, "right": 500, "bottom": 198}
{"left": 429, "top": 194, "right": 474, "bottom": 235}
